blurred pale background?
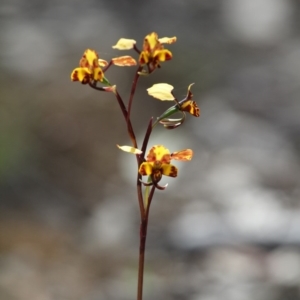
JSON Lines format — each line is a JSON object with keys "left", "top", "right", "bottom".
{"left": 1, "top": 0, "right": 300, "bottom": 300}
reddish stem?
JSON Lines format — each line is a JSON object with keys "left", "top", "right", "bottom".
{"left": 114, "top": 90, "right": 146, "bottom": 221}
{"left": 127, "top": 66, "right": 143, "bottom": 119}
{"left": 137, "top": 186, "right": 155, "bottom": 300}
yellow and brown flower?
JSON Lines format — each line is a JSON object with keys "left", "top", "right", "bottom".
{"left": 139, "top": 32, "right": 176, "bottom": 73}
{"left": 139, "top": 145, "right": 192, "bottom": 185}
{"left": 178, "top": 84, "right": 200, "bottom": 117}
{"left": 71, "top": 49, "right": 107, "bottom": 84}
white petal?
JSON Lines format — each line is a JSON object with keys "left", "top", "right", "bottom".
{"left": 112, "top": 38, "right": 136, "bottom": 50}
{"left": 147, "top": 83, "right": 175, "bottom": 101}
{"left": 117, "top": 145, "right": 143, "bottom": 154}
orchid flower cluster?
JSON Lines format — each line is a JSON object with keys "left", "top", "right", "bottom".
{"left": 71, "top": 32, "right": 200, "bottom": 300}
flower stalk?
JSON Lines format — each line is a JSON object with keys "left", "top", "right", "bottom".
{"left": 70, "top": 32, "right": 200, "bottom": 300}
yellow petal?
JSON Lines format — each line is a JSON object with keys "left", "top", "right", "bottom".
{"left": 80, "top": 49, "right": 99, "bottom": 68}
{"left": 171, "top": 149, "right": 193, "bottom": 161}
{"left": 144, "top": 32, "right": 159, "bottom": 51}
{"left": 147, "top": 145, "right": 171, "bottom": 162}
{"left": 139, "top": 162, "right": 153, "bottom": 176}
{"left": 161, "top": 164, "right": 178, "bottom": 177}
{"left": 71, "top": 67, "right": 90, "bottom": 83}
{"left": 153, "top": 49, "right": 172, "bottom": 62}
{"left": 117, "top": 145, "right": 143, "bottom": 154}
{"left": 92, "top": 67, "right": 104, "bottom": 82}
{"left": 112, "top": 56, "right": 137, "bottom": 66}
{"left": 180, "top": 100, "right": 200, "bottom": 117}
{"left": 158, "top": 36, "right": 177, "bottom": 44}
{"left": 139, "top": 51, "right": 150, "bottom": 65}
{"left": 147, "top": 83, "right": 174, "bottom": 101}
{"left": 112, "top": 38, "right": 136, "bottom": 50}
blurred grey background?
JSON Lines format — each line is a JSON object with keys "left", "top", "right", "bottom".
{"left": 1, "top": 0, "right": 300, "bottom": 299}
